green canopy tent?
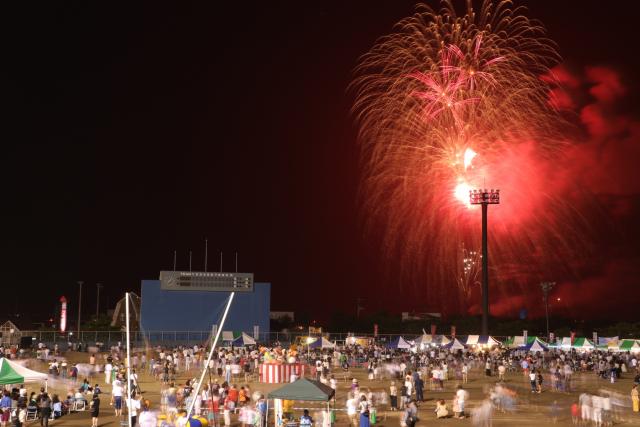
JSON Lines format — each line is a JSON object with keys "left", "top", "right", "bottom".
{"left": 267, "top": 378, "right": 335, "bottom": 426}
{"left": 0, "top": 358, "right": 48, "bottom": 385}
{"left": 619, "top": 339, "right": 640, "bottom": 353}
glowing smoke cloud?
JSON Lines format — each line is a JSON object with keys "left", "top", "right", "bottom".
{"left": 351, "top": 0, "right": 594, "bottom": 312}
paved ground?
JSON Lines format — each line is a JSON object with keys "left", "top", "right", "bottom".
{"left": 23, "top": 352, "right": 640, "bottom": 426}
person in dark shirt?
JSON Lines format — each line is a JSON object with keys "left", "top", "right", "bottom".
{"left": 38, "top": 393, "right": 51, "bottom": 427}
{"left": 90, "top": 393, "right": 100, "bottom": 427}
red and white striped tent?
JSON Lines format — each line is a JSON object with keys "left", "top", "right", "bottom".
{"left": 259, "top": 363, "right": 305, "bottom": 384}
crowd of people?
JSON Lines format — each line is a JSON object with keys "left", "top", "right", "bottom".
{"left": 0, "top": 338, "right": 639, "bottom": 426}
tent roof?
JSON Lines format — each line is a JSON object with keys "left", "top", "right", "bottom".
{"left": 444, "top": 338, "right": 465, "bottom": 350}
{"left": 414, "top": 334, "right": 433, "bottom": 345}
{"left": 233, "top": 332, "right": 256, "bottom": 346}
{"left": 619, "top": 339, "right": 640, "bottom": 351}
{"left": 0, "top": 358, "right": 48, "bottom": 385}
{"left": 387, "top": 337, "right": 412, "bottom": 349}
{"left": 572, "top": 338, "right": 594, "bottom": 348}
{"left": 465, "top": 335, "right": 501, "bottom": 346}
{"left": 268, "top": 378, "right": 335, "bottom": 402}
{"left": 309, "top": 338, "right": 335, "bottom": 349}
{"left": 506, "top": 336, "right": 540, "bottom": 348}
{"left": 522, "top": 339, "right": 548, "bottom": 352}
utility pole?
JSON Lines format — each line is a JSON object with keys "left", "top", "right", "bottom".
{"left": 77, "top": 281, "right": 83, "bottom": 338}
{"left": 96, "top": 283, "right": 103, "bottom": 321}
{"left": 356, "top": 298, "right": 364, "bottom": 319}
{"left": 469, "top": 189, "right": 500, "bottom": 335}
{"left": 540, "top": 282, "right": 556, "bottom": 340}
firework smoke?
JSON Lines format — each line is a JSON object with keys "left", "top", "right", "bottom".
{"left": 351, "top": 0, "right": 596, "bottom": 312}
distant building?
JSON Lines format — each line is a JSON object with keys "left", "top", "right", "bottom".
{"left": 140, "top": 271, "right": 270, "bottom": 336}
{"left": 270, "top": 311, "right": 294, "bottom": 321}
{"left": 0, "top": 321, "right": 20, "bottom": 346}
{"left": 401, "top": 312, "right": 442, "bottom": 322}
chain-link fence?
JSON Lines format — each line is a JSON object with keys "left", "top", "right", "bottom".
{"left": 3, "top": 330, "right": 512, "bottom": 349}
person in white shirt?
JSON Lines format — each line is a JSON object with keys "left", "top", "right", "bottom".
{"left": 127, "top": 394, "right": 141, "bottom": 427}
{"left": 104, "top": 363, "right": 113, "bottom": 384}
{"left": 455, "top": 386, "right": 469, "bottom": 418}
{"left": 138, "top": 402, "right": 157, "bottom": 427}
{"left": 346, "top": 393, "right": 357, "bottom": 426}
{"left": 111, "top": 380, "right": 124, "bottom": 417}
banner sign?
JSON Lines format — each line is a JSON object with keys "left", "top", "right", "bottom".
{"left": 60, "top": 296, "right": 67, "bottom": 333}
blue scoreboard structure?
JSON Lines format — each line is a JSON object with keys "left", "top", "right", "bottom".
{"left": 140, "top": 271, "right": 270, "bottom": 336}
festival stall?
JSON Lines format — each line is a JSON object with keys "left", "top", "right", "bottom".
{"left": 308, "top": 337, "right": 335, "bottom": 349}
{"left": 222, "top": 331, "right": 257, "bottom": 346}
{"left": 260, "top": 362, "right": 306, "bottom": 384}
{"left": 386, "top": 336, "right": 412, "bottom": 349}
{"left": 505, "top": 336, "right": 542, "bottom": 348}
{"left": 437, "top": 335, "right": 451, "bottom": 346}
{"left": 345, "top": 336, "right": 373, "bottom": 347}
{"left": 464, "top": 335, "right": 502, "bottom": 348}
{"left": 414, "top": 334, "right": 433, "bottom": 345}
{"left": 520, "top": 338, "right": 549, "bottom": 352}
{"left": 0, "top": 357, "right": 48, "bottom": 385}
{"left": 443, "top": 338, "right": 465, "bottom": 351}
{"left": 268, "top": 378, "right": 335, "bottom": 427}
{"left": 618, "top": 339, "right": 640, "bottom": 353}
{"left": 571, "top": 338, "right": 595, "bottom": 351}
{"left": 233, "top": 332, "right": 257, "bottom": 346}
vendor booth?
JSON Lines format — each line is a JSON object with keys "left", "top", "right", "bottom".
{"left": 386, "top": 336, "right": 412, "bottom": 349}
{"left": 520, "top": 338, "right": 549, "bottom": 352}
{"left": 308, "top": 338, "right": 335, "bottom": 349}
{"left": 268, "top": 378, "right": 335, "bottom": 427}
{"left": 464, "top": 335, "right": 501, "bottom": 347}
{"left": 443, "top": 338, "right": 465, "bottom": 351}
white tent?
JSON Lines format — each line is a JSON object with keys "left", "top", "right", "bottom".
{"left": 414, "top": 334, "right": 434, "bottom": 346}
{"left": 445, "top": 338, "right": 465, "bottom": 350}
{"left": 438, "top": 336, "right": 451, "bottom": 346}
{"left": 309, "top": 337, "right": 335, "bottom": 349}
{"left": 387, "top": 337, "right": 412, "bottom": 349}
{"left": 465, "top": 335, "right": 501, "bottom": 347}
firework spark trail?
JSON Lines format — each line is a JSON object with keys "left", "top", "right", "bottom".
{"left": 351, "top": 0, "right": 595, "bottom": 312}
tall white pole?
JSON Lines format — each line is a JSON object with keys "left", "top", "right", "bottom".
{"left": 187, "top": 292, "right": 235, "bottom": 419}
{"left": 125, "top": 293, "right": 132, "bottom": 427}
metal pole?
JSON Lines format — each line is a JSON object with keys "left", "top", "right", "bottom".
{"left": 540, "top": 282, "right": 555, "bottom": 340}
{"left": 77, "top": 281, "right": 83, "bottom": 339}
{"left": 125, "top": 293, "right": 132, "bottom": 427}
{"left": 544, "top": 292, "right": 550, "bottom": 339}
{"left": 96, "top": 283, "right": 102, "bottom": 321}
{"left": 187, "top": 292, "right": 235, "bottom": 418}
{"left": 481, "top": 203, "right": 489, "bottom": 335}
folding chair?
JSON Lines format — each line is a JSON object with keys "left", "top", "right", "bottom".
{"left": 74, "top": 400, "right": 86, "bottom": 411}
{"left": 26, "top": 408, "right": 38, "bottom": 421}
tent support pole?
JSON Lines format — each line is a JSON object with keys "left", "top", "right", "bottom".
{"left": 187, "top": 292, "right": 235, "bottom": 419}
{"left": 126, "top": 292, "right": 133, "bottom": 427}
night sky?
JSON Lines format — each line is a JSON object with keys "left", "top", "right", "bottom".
{"left": 3, "top": 1, "right": 640, "bottom": 325}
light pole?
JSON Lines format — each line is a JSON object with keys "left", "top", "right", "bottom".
{"left": 540, "top": 281, "right": 556, "bottom": 340}
{"left": 96, "top": 283, "right": 103, "bottom": 321}
{"left": 469, "top": 189, "right": 500, "bottom": 335}
{"left": 77, "top": 281, "right": 83, "bottom": 339}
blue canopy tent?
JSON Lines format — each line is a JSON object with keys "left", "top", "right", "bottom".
{"left": 520, "top": 338, "right": 549, "bottom": 352}
{"left": 308, "top": 337, "right": 335, "bottom": 349}
{"left": 387, "top": 336, "right": 412, "bottom": 349}
{"left": 443, "top": 338, "right": 465, "bottom": 350}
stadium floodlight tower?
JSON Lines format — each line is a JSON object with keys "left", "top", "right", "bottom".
{"left": 469, "top": 188, "right": 500, "bottom": 335}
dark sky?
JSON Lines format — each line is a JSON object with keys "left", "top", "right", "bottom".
{"left": 3, "top": 1, "right": 640, "bottom": 325}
